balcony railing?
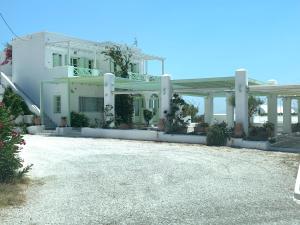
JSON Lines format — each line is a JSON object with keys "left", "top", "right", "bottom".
{"left": 73, "top": 67, "right": 99, "bottom": 77}
{"left": 128, "top": 72, "right": 161, "bottom": 82}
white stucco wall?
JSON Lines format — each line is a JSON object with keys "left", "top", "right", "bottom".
{"left": 12, "top": 32, "right": 47, "bottom": 106}
{"left": 43, "top": 82, "right": 69, "bottom": 126}
{"left": 70, "top": 82, "right": 104, "bottom": 125}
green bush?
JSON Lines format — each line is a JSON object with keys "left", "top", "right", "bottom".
{"left": 292, "top": 123, "right": 300, "bottom": 132}
{"left": 143, "top": 109, "right": 154, "bottom": 126}
{"left": 2, "top": 87, "right": 31, "bottom": 118}
{"left": 206, "top": 122, "right": 231, "bottom": 146}
{"left": 0, "top": 102, "right": 32, "bottom": 183}
{"left": 248, "top": 122, "right": 275, "bottom": 141}
{"left": 165, "top": 94, "right": 189, "bottom": 134}
{"left": 70, "top": 111, "right": 89, "bottom": 128}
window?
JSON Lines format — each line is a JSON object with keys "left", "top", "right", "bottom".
{"left": 54, "top": 96, "right": 61, "bottom": 113}
{"left": 134, "top": 100, "right": 140, "bottom": 116}
{"left": 53, "top": 53, "right": 62, "bottom": 67}
{"left": 88, "top": 60, "right": 93, "bottom": 69}
{"left": 79, "top": 97, "right": 103, "bottom": 112}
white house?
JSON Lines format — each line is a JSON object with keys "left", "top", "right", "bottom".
{"left": 0, "top": 31, "right": 300, "bottom": 135}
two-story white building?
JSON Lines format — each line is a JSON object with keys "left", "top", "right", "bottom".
{"left": 1, "top": 32, "right": 164, "bottom": 128}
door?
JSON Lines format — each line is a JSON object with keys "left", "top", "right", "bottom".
{"left": 71, "top": 58, "right": 79, "bottom": 75}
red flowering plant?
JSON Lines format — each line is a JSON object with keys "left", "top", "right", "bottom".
{"left": 0, "top": 102, "right": 32, "bottom": 183}
{"left": 0, "top": 44, "right": 12, "bottom": 66}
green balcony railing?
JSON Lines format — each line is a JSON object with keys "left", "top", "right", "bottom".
{"left": 73, "top": 67, "right": 100, "bottom": 77}
{"left": 128, "top": 72, "right": 161, "bottom": 82}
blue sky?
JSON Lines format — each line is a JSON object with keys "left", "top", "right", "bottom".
{"left": 1, "top": 0, "right": 300, "bottom": 113}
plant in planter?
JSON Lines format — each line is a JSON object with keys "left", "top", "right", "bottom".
{"left": 206, "top": 122, "right": 231, "bottom": 146}
{"left": 59, "top": 116, "right": 68, "bottom": 127}
{"left": 165, "top": 94, "right": 189, "bottom": 134}
{"left": 70, "top": 111, "right": 89, "bottom": 128}
{"left": 143, "top": 109, "right": 154, "bottom": 126}
{"left": 194, "top": 122, "right": 209, "bottom": 135}
{"left": 33, "top": 115, "right": 41, "bottom": 125}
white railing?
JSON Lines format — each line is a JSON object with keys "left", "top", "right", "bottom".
{"left": 73, "top": 67, "right": 99, "bottom": 77}
{"left": 128, "top": 72, "right": 161, "bottom": 81}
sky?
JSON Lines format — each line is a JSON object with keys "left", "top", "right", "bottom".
{"left": 1, "top": 0, "right": 300, "bottom": 113}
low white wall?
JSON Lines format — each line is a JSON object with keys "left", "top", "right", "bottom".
{"left": 27, "top": 125, "right": 45, "bottom": 134}
{"left": 230, "top": 138, "right": 270, "bottom": 150}
{"left": 294, "top": 165, "right": 300, "bottom": 203}
{"left": 81, "top": 128, "right": 207, "bottom": 144}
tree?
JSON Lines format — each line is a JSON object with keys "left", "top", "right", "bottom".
{"left": 182, "top": 103, "right": 199, "bottom": 122}
{"left": 229, "top": 95, "right": 264, "bottom": 122}
{"left": 102, "top": 45, "right": 134, "bottom": 125}
{"left": 0, "top": 43, "right": 12, "bottom": 65}
{"left": 0, "top": 102, "right": 32, "bottom": 183}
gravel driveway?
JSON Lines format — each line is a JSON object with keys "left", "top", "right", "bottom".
{"left": 0, "top": 135, "right": 299, "bottom": 225}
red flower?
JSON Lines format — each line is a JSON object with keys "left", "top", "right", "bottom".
{"left": 20, "top": 139, "right": 26, "bottom": 145}
{"left": 12, "top": 131, "right": 19, "bottom": 137}
{"left": 0, "top": 141, "right": 4, "bottom": 149}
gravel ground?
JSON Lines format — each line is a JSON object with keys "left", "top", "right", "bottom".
{"left": 0, "top": 135, "right": 299, "bottom": 225}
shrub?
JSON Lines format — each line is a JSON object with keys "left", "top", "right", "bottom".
{"left": 70, "top": 111, "right": 89, "bottom": 128}
{"left": 292, "top": 123, "right": 300, "bottom": 133}
{"left": 0, "top": 102, "right": 32, "bottom": 183}
{"left": 206, "top": 122, "right": 231, "bottom": 146}
{"left": 143, "top": 109, "right": 154, "bottom": 126}
{"left": 247, "top": 122, "right": 274, "bottom": 141}
{"left": 2, "top": 87, "right": 31, "bottom": 119}
{"left": 165, "top": 94, "right": 189, "bottom": 134}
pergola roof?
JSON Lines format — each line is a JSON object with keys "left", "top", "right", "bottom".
{"left": 249, "top": 84, "right": 300, "bottom": 97}
{"left": 46, "top": 39, "right": 164, "bottom": 61}
{"left": 47, "top": 75, "right": 271, "bottom": 97}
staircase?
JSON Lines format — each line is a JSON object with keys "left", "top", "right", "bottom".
{"left": 43, "top": 113, "right": 57, "bottom": 130}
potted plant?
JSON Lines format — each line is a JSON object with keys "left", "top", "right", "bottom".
{"left": 143, "top": 109, "right": 154, "bottom": 127}
{"left": 33, "top": 115, "right": 41, "bottom": 125}
{"left": 60, "top": 116, "right": 68, "bottom": 127}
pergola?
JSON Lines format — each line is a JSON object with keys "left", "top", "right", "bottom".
{"left": 44, "top": 69, "right": 300, "bottom": 135}
{"left": 46, "top": 39, "right": 165, "bottom": 74}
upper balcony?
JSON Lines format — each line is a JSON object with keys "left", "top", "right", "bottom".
{"left": 48, "top": 65, "right": 100, "bottom": 78}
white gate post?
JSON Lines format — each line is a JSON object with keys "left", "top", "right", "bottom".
{"left": 282, "top": 97, "right": 292, "bottom": 133}
{"left": 104, "top": 73, "right": 115, "bottom": 126}
{"left": 268, "top": 94, "right": 278, "bottom": 134}
{"left": 160, "top": 74, "right": 172, "bottom": 119}
{"left": 235, "top": 69, "right": 249, "bottom": 135}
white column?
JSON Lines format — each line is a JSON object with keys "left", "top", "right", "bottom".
{"left": 160, "top": 74, "right": 172, "bottom": 119}
{"left": 268, "top": 94, "right": 278, "bottom": 134}
{"left": 235, "top": 69, "right": 249, "bottom": 135}
{"left": 226, "top": 93, "right": 234, "bottom": 128}
{"left": 67, "top": 41, "right": 71, "bottom": 66}
{"left": 161, "top": 59, "right": 165, "bottom": 75}
{"left": 93, "top": 50, "right": 97, "bottom": 69}
{"left": 104, "top": 73, "right": 115, "bottom": 126}
{"left": 145, "top": 60, "right": 148, "bottom": 75}
{"left": 282, "top": 97, "right": 292, "bottom": 133}
{"left": 297, "top": 98, "right": 300, "bottom": 124}
{"left": 204, "top": 94, "right": 214, "bottom": 124}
